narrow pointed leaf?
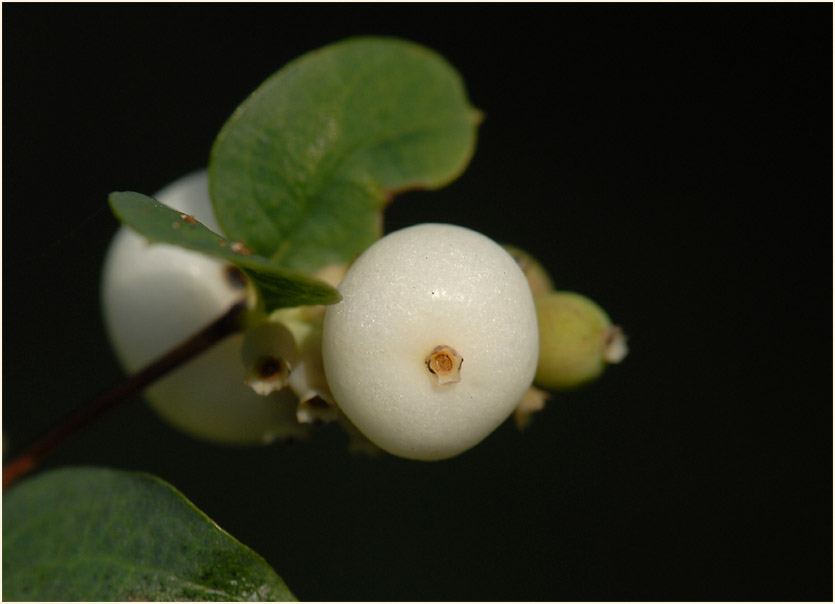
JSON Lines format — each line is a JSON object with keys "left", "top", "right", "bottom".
{"left": 210, "top": 36, "right": 481, "bottom": 272}
{"left": 109, "top": 190, "right": 341, "bottom": 309}
{"left": 3, "top": 467, "right": 296, "bottom": 602}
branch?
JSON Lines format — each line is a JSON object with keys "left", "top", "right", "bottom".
{"left": 3, "top": 300, "right": 248, "bottom": 489}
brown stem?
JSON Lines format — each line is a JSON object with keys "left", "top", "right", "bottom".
{"left": 2, "top": 300, "right": 248, "bottom": 490}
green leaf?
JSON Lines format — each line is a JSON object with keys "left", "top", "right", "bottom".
{"left": 109, "top": 190, "right": 341, "bottom": 310}
{"left": 210, "top": 36, "right": 481, "bottom": 273}
{"left": 2, "top": 467, "right": 296, "bottom": 602}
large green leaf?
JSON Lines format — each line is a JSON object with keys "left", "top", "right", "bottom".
{"left": 210, "top": 36, "right": 481, "bottom": 273}
{"left": 3, "top": 467, "right": 296, "bottom": 602}
{"left": 109, "top": 190, "right": 341, "bottom": 310}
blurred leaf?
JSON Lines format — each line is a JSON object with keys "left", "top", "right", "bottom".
{"left": 109, "top": 191, "right": 340, "bottom": 310}
{"left": 2, "top": 467, "right": 296, "bottom": 602}
{"left": 210, "top": 36, "right": 481, "bottom": 273}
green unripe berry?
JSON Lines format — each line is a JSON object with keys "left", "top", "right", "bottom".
{"left": 502, "top": 245, "right": 555, "bottom": 299}
{"left": 534, "top": 291, "right": 627, "bottom": 390}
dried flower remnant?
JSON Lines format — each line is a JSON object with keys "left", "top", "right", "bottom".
{"left": 242, "top": 322, "right": 298, "bottom": 396}
{"left": 245, "top": 355, "right": 292, "bottom": 396}
{"left": 603, "top": 326, "right": 629, "bottom": 363}
{"left": 297, "top": 395, "right": 339, "bottom": 425}
{"left": 425, "top": 345, "right": 463, "bottom": 385}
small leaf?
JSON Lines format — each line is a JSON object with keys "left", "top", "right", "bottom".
{"left": 109, "top": 191, "right": 341, "bottom": 310}
{"left": 2, "top": 467, "right": 296, "bottom": 602}
{"left": 210, "top": 36, "right": 481, "bottom": 273}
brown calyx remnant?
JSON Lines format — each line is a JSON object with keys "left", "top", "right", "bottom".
{"left": 425, "top": 345, "right": 463, "bottom": 385}
{"left": 257, "top": 356, "right": 285, "bottom": 380}
{"left": 245, "top": 353, "right": 292, "bottom": 396}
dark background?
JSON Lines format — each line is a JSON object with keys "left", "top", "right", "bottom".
{"left": 3, "top": 4, "right": 832, "bottom": 601}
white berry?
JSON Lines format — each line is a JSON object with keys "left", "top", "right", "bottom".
{"left": 101, "top": 170, "right": 305, "bottom": 445}
{"left": 322, "top": 223, "right": 539, "bottom": 460}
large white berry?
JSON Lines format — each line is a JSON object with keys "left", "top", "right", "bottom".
{"left": 101, "top": 170, "right": 305, "bottom": 445}
{"left": 322, "top": 223, "right": 539, "bottom": 460}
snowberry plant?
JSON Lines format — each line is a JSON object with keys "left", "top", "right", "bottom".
{"left": 3, "top": 36, "right": 626, "bottom": 601}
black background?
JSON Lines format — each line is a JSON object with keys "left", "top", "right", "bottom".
{"left": 3, "top": 4, "right": 832, "bottom": 602}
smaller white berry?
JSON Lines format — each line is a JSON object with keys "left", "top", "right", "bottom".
{"left": 322, "top": 223, "right": 539, "bottom": 461}
{"left": 101, "top": 170, "right": 306, "bottom": 445}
